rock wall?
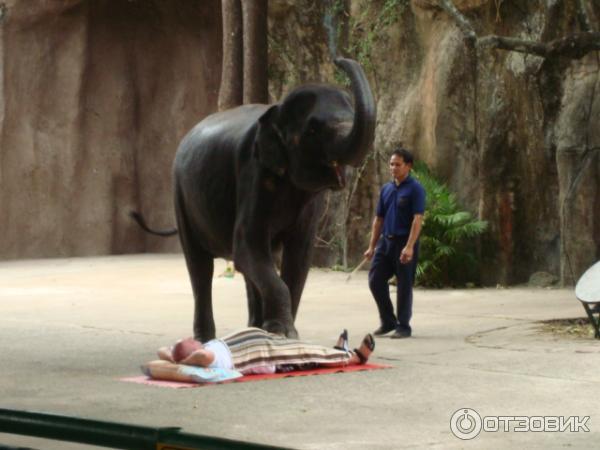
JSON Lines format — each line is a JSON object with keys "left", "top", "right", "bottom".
{"left": 0, "top": 0, "right": 221, "bottom": 258}
{"left": 1, "top": 0, "right": 597, "bottom": 285}
{"left": 372, "top": 0, "right": 600, "bottom": 285}
{"left": 273, "top": 0, "right": 599, "bottom": 285}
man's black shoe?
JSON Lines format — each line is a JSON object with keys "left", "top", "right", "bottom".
{"left": 390, "top": 329, "right": 411, "bottom": 339}
{"left": 373, "top": 325, "right": 396, "bottom": 336}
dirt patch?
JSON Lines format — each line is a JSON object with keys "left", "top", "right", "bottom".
{"left": 537, "top": 317, "right": 597, "bottom": 339}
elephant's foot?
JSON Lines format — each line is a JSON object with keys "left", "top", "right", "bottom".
{"left": 193, "top": 323, "right": 216, "bottom": 343}
{"left": 247, "top": 315, "right": 263, "bottom": 328}
{"left": 262, "top": 319, "right": 298, "bottom": 339}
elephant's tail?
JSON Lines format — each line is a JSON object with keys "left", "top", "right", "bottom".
{"left": 129, "top": 211, "right": 178, "bottom": 237}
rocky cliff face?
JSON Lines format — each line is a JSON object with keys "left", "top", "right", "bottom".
{"left": 374, "top": 0, "right": 599, "bottom": 285}
{"left": 1, "top": 0, "right": 597, "bottom": 285}
{"left": 0, "top": 0, "right": 221, "bottom": 257}
{"left": 269, "top": 0, "right": 599, "bottom": 285}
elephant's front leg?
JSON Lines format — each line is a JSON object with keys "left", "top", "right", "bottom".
{"left": 233, "top": 228, "right": 297, "bottom": 338}
{"left": 244, "top": 276, "right": 263, "bottom": 328}
{"left": 281, "top": 202, "right": 321, "bottom": 319}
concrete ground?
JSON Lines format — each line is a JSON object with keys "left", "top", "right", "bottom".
{"left": 0, "top": 254, "right": 598, "bottom": 449}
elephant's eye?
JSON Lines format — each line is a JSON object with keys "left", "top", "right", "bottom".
{"left": 305, "top": 118, "right": 322, "bottom": 137}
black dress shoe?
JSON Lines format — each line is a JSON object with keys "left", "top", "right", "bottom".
{"left": 373, "top": 325, "right": 396, "bottom": 336}
{"left": 390, "top": 329, "right": 411, "bottom": 339}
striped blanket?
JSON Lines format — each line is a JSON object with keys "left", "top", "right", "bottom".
{"left": 220, "top": 327, "right": 353, "bottom": 373}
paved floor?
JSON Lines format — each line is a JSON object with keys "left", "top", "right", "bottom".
{"left": 0, "top": 254, "right": 598, "bottom": 449}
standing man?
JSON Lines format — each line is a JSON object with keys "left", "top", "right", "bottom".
{"left": 364, "top": 147, "right": 425, "bottom": 339}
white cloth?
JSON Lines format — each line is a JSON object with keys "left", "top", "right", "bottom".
{"left": 204, "top": 339, "right": 234, "bottom": 370}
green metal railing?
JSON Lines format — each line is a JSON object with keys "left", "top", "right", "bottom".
{"left": 0, "top": 408, "right": 289, "bottom": 450}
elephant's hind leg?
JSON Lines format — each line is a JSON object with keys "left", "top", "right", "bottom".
{"left": 185, "top": 246, "right": 215, "bottom": 342}
{"left": 175, "top": 197, "right": 216, "bottom": 342}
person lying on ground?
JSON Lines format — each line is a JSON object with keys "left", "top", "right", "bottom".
{"left": 149, "top": 327, "right": 375, "bottom": 376}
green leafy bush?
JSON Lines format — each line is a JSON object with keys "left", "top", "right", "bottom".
{"left": 413, "top": 163, "right": 488, "bottom": 287}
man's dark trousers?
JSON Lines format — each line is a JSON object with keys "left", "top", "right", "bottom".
{"left": 368, "top": 235, "right": 419, "bottom": 333}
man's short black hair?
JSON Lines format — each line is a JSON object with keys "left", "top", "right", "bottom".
{"left": 391, "top": 147, "right": 414, "bottom": 165}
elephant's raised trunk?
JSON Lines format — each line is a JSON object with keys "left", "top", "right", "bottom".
{"left": 334, "top": 57, "right": 376, "bottom": 167}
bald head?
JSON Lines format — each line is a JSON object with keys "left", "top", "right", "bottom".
{"left": 172, "top": 337, "right": 203, "bottom": 363}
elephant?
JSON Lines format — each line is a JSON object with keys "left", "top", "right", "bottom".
{"left": 132, "top": 57, "right": 376, "bottom": 342}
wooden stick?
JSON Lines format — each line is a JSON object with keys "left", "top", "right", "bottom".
{"left": 346, "top": 258, "right": 369, "bottom": 282}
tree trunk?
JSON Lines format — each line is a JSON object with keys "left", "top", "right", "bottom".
{"left": 218, "top": 0, "right": 243, "bottom": 111}
{"left": 242, "top": 0, "right": 268, "bottom": 104}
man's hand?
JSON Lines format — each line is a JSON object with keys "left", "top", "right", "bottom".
{"left": 157, "top": 346, "right": 175, "bottom": 363}
{"left": 365, "top": 217, "right": 383, "bottom": 261}
{"left": 180, "top": 349, "right": 216, "bottom": 367}
{"left": 400, "top": 246, "right": 413, "bottom": 264}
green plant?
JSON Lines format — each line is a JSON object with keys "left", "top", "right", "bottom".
{"left": 330, "top": 0, "right": 409, "bottom": 85}
{"left": 413, "top": 163, "right": 488, "bottom": 287}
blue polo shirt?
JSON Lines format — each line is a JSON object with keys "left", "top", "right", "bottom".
{"left": 376, "top": 175, "right": 425, "bottom": 236}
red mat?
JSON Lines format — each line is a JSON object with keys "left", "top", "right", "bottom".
{"left": 121, "top": 363, "right": 392, "bottom": 389}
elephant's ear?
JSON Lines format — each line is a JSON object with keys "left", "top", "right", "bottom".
{"left": 255, "top": 105, "right": 287, "bottom": 176}
{"left": 279, "top": 90, "right": 317, "bottom": 125}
